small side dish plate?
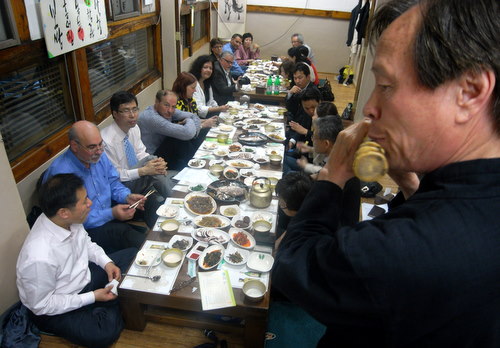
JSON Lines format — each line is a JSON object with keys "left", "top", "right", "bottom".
{"left": 198, "top": 244, "right": 225, "bottom": 270}
{"left": 224, "top": 244, "right": 249, "bottom": 266}
{"left": 168, "top": 235, "right": 194, "bottom": 252}
{"left": 247, "top": 252, "right": 274, "bottom": 272}
{"left": 229, "top": 228, "right": 256, "bottom": 250}
{"left": 188, "top": 159, "right": 206, "bottom": 169}
{"left": 135, "top": 249, "right": 162, "bottom": 267}
{"left": 156, "top": 204, "right": 179, "bottom": 218}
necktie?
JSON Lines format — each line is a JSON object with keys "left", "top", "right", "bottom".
{"left": 123, "top": 134, "right": 138, "bottom": 168}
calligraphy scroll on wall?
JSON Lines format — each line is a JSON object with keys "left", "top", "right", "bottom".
{"left": 40, "top": 0, "right": 108, "bottom": 58}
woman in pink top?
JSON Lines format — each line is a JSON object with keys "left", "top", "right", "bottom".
{"left": 235, "top": 32, "right": 260, "bottom": 66}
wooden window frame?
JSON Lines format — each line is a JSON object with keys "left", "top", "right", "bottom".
{"left": 180, "top": 2, "right": 210, "bottom": 60}
{"left": 0, "top": 0, "right": 162, "bottom": 182}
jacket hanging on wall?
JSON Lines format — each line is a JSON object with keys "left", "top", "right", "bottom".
{"left": 346, "top": 0, "right": 371, "bottom": 47}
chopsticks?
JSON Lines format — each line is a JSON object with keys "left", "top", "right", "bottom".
{"left": 129, "top": 189, "right": 156, "bottom": 209}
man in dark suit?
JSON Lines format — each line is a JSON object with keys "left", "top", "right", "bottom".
{"left": 212, "top": 51, "right": 240, "bottom": 106}
{"left": 273, "top": 0, "right": 500, "bottom": 346}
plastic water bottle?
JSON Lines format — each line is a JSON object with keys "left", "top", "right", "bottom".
{"left": 273, "top": 75, "right": 280, "bottom": 95}
{"left": 266, "top": 75, "right": 273, "bottom": 95}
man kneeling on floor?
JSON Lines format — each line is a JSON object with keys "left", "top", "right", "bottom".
{"left": 16, "top": 173, "right": 136, "bottom": 348}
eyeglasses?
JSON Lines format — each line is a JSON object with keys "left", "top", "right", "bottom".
{"left": 75, "top": 140, "right": 105, "bottom": 153}
{"left": 117, "top": 107, "right": 139, "bottom": 115}
{"left": 222, "top": 58, "right": 234, "bottom": 65}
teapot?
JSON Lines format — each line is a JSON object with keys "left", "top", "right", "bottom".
{"left": 249, "top": 177, "right": 272, "bottom": 208}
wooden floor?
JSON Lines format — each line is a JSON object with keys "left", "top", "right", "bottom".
{"left": 39, "top": 74, "right": 357, "bottom": 348}
{"left": 318, "top": 72, "right": 356, "bottom": 116}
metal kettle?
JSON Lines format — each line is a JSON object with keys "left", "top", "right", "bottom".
{"left": 249, "top": 177, "right": 272, "bottom": 208}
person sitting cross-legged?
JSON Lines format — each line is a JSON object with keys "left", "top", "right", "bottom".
{"left": 101, "top": 91, "right": 175, "bottom": 221}
{"left": 43, "top": 121, "right": 147, "bottom": 253}
{"left": 17, "top": 173, "right": 137, "bottom": 348}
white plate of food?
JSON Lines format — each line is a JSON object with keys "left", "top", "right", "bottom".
{"left": 251, "top": 211, "right": 274, "bottom": 225}
{"left": 253, "top": 155, "right": 269, "bottom": 164}
{"left": 231, "top": 215, "right": 252, "bottom": 230}
{"left": 265, "top": 148, "right": 282, "bottom": 156}
{"left": 188, "top": 159, "right": 206, "bottom": 169}
{"left": 218, "top": 124, "right": 235, "bottom": 133}
{"left": 253, "top": 103, "right": 266, "bottom": 111}
{"left": 188, "top": 183, "right": 207, "bottom": 192}
{"left": 208, "top": 159, "right": 225, "bottom": 167}
{"left": 184, "top": 192, "right": 217, "bottom": 216}
{"left": 198, "top": 244, "right": 225, "bottom": 270}
{"left": 244, "top": 118, "right": 270, "bottom": 126}
{"left": 202, "top": 142, "right": 218, "bottom": 150}
{"left": 156, "top": 204, "right": 179, "bottom": 218}
{"left": 247, "top": 252, "right": 274, "bottom": 272}
{"left": 225, "top": 159, "right": 255, "bottom": 169}
{"left": 219, "top": 204, "right": 240, "bottom": 218}
{"left": 213, "top": 148, "right": 229, "bottom": 158}
{"left": 224, "top": 244, "right": 249, "bottom": 266}
{"left": 228, "top": 143, "right": 242, "bottom": 152}
{"left": 266, "top": 133, "right": 285, "bottom": 143}
{"left": 134, "top": 249, "right": 162, "bottom": 267}
{"left": 192, "top": 228, "right": 230, "bottom": 244}
{"left": 193, "top": 214, "right": 231, "bottom": 229}
{"left": 227, "top": 151, "right": 254, "bottom": 161}
{"left": 241, "top": 146, "right": 256, "bottom": 154}
{"left": 168, "top": 235, "right": 193, "bottom": 252}
{"left": 242, "top": 124, "right": 262, "bottom": 132}
{"left": 239, "top": 169, "right": 256, "bottom": 178}
{"left": 228, "top": 228, "right": 256, "bottom": 250}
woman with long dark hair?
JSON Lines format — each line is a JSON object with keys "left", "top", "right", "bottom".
{"left": 189, "top": 55, "right": 229, "bottom": 118}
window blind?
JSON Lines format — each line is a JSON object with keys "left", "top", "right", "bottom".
{"left": 86, "top": 28, "right": 152, "bottom": 106}
{"left": 0, "top": 62, "right": 73, "bottom": 161}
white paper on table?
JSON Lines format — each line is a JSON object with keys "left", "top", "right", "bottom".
{"left": 198, "top": 270, "right": 236, "bottom": 311}
{"left": 361, "top": 203, "right": 388, "bottom": 221}
{"left": 119, "top": 241, "right": 184, "bottom": 295}
{"left": 173, "top": 168, "right": 216, "bottom": 186}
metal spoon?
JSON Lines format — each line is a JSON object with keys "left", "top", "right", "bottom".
{"left": 123, "top": 273, "right": 161, "bottom": 282}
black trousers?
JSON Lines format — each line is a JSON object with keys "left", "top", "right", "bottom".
{"left": 87, "top": 221, "right": 146, "bottom": 254}
{"left": 154, "top": 128, "right": 210, "bottom": 171}
{"left": 30, "top": 248, "right": 137, "bottom": 348}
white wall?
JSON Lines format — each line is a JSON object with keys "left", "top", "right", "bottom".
{"left": 247, "top": 0, "right": 358, "bottom": 12}
{"left": 245, "top": 12, "right": 351, "bottom": 73}
{"left": 0, "top": 139, "right": 30, "bottom": 313}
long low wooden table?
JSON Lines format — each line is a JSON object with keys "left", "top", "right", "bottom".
{"left": 233, "top": 90, "right": 286, "bottom": 106}
{"left": 119, "top": 104, "right": 285, "bottom": 348}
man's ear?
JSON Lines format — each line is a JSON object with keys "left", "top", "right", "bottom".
{"left": 57, "top": 207, "right": 71, "bottom": 220}
{"left": 456, "top": 69, "right": 495, "bottom": 124}
{"left": 69, "top": 140, "right": 78, "bottom": 153}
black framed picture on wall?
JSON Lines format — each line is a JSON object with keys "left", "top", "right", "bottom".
{"left": 109, "top": 0, "right": 141, "bottom": 21}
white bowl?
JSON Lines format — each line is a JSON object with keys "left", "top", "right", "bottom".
{"left": 242, "top": 279, "right": 267, "bottom": 302}
{"left": 223, "top": 166, "right": 240, "bottom": 180}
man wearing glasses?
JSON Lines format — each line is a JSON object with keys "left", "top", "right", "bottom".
{"left": 101, "top": 91, "right": 173, "bottom": 228}
{"left": 212, "top": 51, "right": 240, "bottom": 105}
{"left": 222, "top": 33, "right": 246, "bottom": 78}
{"left": 43, "top": 120, "right": 146, "bottom": 254}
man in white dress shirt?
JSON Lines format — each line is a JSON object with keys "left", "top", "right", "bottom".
{"left": 16, "top": 173, "right": 136, "bottom": 347}
{"left": 102, "top": 91, "right": 175, "bottom": 214}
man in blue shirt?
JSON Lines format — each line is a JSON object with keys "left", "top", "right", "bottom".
{"left": 222, "top": 33, "right": 246, "bottom": 78}
{"left": 44, "top": 121, "right": 148, "bottom": 253}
